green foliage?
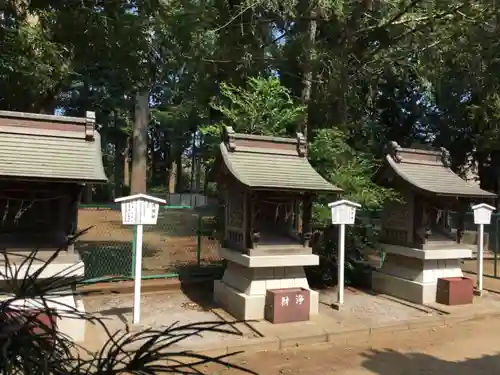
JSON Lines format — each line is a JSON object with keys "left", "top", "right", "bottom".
{"left": 199, "top": 76, "right": 305, "bottom": 173}
{"left": 308, "top": 211, "right": 381, "bottom": 288}
{"left": 3, "top": 0, "right": 500, "bottom": 285}
{"left": 0, "top": 18, "right": 70, "bottom": 112}
{"left": 307, "top": 128, "right": 396, "bottom": 287}
{"left": 210, "top": 76, "right": 305, "bottom": 136}
{"left": 309, "top": 128, "right": 399, "bottom": 225}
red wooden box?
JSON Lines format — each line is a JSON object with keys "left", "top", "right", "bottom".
{"left": 1, "top": 308, "right": 58, "bottom": 337}
{"left": 264, "top": 288, "right": 310, "bottom": 324}
{"left": 436, "top": 277, "right": 473, "bottom": 306}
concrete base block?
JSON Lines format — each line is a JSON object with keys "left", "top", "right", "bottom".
{"left": 4, "top": 287, "right": 86, "bottom": 342}
{"left": 214, "top": 251, "right": 320, "bottom": 321}
{"left": 373, "top": 244, "right": 470, "bottom": 305}
{"left": 214, "top": 280, "right": 319, "bottom": 320}
{"left": 58, "top": 292, "right": 86, "bottom": 343}
{"left": 0, "top": 254, "right": 85, "bottom": 281}
{"left": 372, "top": 271, "right": 436, "bottom": 304}
{"left": 0, "top": 252, "right": 86, "bottom": 342}
{"left": 219, "top": 248, "right": 319, "bottom": 268}
{"left": 309, "top": 289, "right": 319, "bottom": 314}
{"left": 214, "top": 280, "right": 265, "bottom": 320}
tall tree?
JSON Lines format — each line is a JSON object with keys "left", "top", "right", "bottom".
{"left": 131, "top": 92, "right": 150, "bottom": 194}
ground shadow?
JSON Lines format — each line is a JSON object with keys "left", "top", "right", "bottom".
{"left": 179, "top": 278, "right": 218, "bottom": 311}
{"left": 97, "top": 306, "right": 132, "bottom": 325}
{"left": 305, "top": 261, "right": 374, "bottom": 291}
{"left": 176, "top": 261, "right": 225, "bottom": 279}
{"left": 362, "top": 349, "right": 500, "bottom": 375}
{"left": 176, "top": 261, "right": 225, "bottom": 310}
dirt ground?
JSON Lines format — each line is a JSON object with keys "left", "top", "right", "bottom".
{"left": 82, "top": 290, "right": 258, "bottom": 352}
{"left": 76, "top": 208, "right": 220, "bottom": 277}
{"left": 463, "top": 258, "right": 500, "bottom": 279}
{"left": 200, "top": 316, "right": 500, "bottom": 375}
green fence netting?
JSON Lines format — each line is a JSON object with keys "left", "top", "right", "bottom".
{"left": 77, "top": 204, "right": 221, "bottom": 282}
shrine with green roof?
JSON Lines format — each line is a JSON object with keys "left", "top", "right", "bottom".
{"left": 0, "top": 109, "right": 107, "bottom": 343}
{"left": 372, "top": 141, "right": 496, "bottom": 305}
{"left": 210, "top": 126, "right": 341, "bottom": 321}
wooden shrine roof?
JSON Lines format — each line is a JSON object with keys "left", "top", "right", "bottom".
{"left": 376, "top": 141, "right": 496, "bottom": 198}
{"left": 0, "top": 110, "right": 107, "bottom": 183}
{"left": 215, "top": 126, "right": 342, "bottom": 193}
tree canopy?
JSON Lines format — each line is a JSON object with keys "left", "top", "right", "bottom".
{"left": 1, "top": 0, "right": 498, "bottom": 202}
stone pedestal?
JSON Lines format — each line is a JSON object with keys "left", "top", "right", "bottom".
{"left": 214, "top": 247, "right": 319, "bottom": 320}
{"left": 0, "top": 252, "right": 86, "bottom": 342}
{"left": 372, "top": 244, "right": 472, "bottom": 304}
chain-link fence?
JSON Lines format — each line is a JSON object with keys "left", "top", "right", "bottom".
{"left": 76, "top": 204, "right": 221, "bottom": 282}
{"left": 449, "top": 211, "right": 500, "bottom": 279}
{"left": 76, "top": 204, "right": 500, "bottom": 282}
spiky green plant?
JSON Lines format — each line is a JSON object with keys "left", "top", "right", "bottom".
{"left": 0, "top": 229, "right": 255, "bottom": 375}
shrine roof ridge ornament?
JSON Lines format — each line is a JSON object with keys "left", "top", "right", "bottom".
{"left": 222, "top": 126, "right": 307, "bottom": 157}
{"left": 387, "top": 141, "right": 451, "bottom": 167}
{"left": 375, "top": 140, "right": 496, "bottom": 199}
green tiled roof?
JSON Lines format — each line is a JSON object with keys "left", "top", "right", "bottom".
{"left": 218, "top": 128, "right": 341, "bottom": 193}
{"left": 0, "top": 111, "right": 107, "bottom": 183}
{"left": 381, "top": 142, "right": 496, "bottom": 198}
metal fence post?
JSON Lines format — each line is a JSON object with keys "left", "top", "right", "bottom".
{"left": 196, "top": 214, "right": 202, "bottom": 266}
{"left": 131, "top": 225, "right": 137, "bottom": 278}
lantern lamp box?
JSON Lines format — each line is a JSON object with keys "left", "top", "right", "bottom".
{"left": 471, "top": 203, "right": 496, "bottom": 225}
{"left": 114, "top": 194, "right": 166, "bottom": 225}
{"left": 328, "top": 199, "right": 362, "bottom": 225}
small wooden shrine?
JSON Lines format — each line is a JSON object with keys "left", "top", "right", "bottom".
{"left": 0, "top": 110, "right": 107, "bottom": 252}
{"left": 0, "top": 110, "right": 107, "bottom": 342}
{"left": 372, "top": 141, "right": 496, "bottom": 304}
{"left": 210, "top": 126, "right": 341, "bottom": 320}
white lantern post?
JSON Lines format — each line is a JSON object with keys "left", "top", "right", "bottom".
{"left": 471, "top": 203, "right": 496, "bottom": 295}
{"left": 114, "top": 194, "right": 166, "bottom": 324}
{"left": 327, "top": 199, "right": 362, "bottom": 305}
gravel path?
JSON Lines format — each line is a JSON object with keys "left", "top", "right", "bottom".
{"left": 319, "top": 288, "right": 430, "bottom": 325}
{"left": 83, "top": 292, "right": 257, "bottom": 350}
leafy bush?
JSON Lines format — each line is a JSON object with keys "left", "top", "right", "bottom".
{"left": 309, "top": 128, "right": 399, "bottom": 210}
{"left": 307, "top": 129, "right": 397, "bottom": 288}
{"left": 308, "top": 211, "right": 381, "bottom": 288}
{"left": 209, "top": 76, "right": 304, "bottom": 137}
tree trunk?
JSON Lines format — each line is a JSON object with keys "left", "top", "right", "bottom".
{"left": 123, "top": 137, "right": 131, "bottom": 190}
{"left": 299, "top": 3, "right": 317, "bottom": 142}
{"left": 130, "top": 91, "right": 149, "bottom": 194}
{"left": 149, "top": 130, "right": 155, "bottom": 183}
{"left": 190, "top": 136, "right": 196, "bottom": 192}
{"left": 195, "top": 156, "right": 202, "bottom": 192}
{"left": 168, "top": 148, "right": 177, "bottom": 194}
{"left": 114, "top": 139, "right": 122, "bottom": 199}
{"left": 164, "top": 137, "right": 171, "bottom": 189}
{"left": 176, "top": 147, "right": 183, "bottom": 192}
